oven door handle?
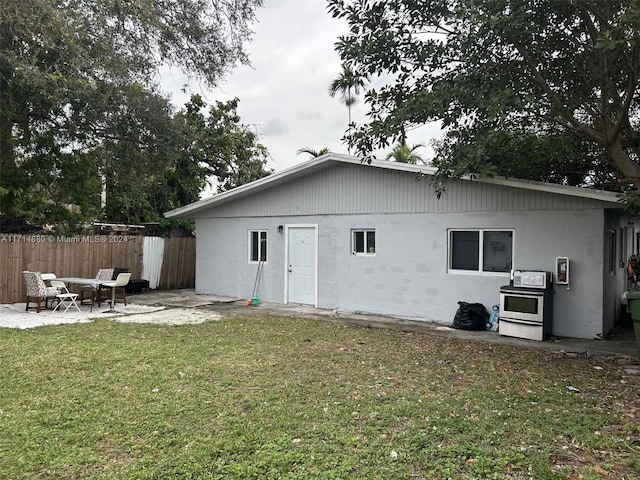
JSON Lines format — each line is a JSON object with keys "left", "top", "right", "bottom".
{"left": 500, "top": 318, "right": 543, "bottom": 326}
{"left": 500, "top": 290, "right": 545, "bottom": 297}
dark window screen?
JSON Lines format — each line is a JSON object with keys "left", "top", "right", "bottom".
{"left": 482, "top": 231, "right": 512, "bottom": 272}
{"left": 451, "top": 231, "right": 479, "bottom": 270}
{"left": 366, "top": 231, "right": 375, "bottom": 253}
{"left": 250, "top": 231, "right": 259, "bottom": 262}
{"left": 259, "top": 231, "right": 267, "bottom": 261}
{"left": 354, "top": 231, "right": 365, "bottom": 253}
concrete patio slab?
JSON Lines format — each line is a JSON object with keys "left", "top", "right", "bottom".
{"left": 0, "top": 302, "right": 166, "bottom": 329}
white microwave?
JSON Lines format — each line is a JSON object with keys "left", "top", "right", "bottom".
{"left": 512, "top": 270, "right": 552, "bottom": 290}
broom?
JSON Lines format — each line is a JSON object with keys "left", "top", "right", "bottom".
{"left": 246, "top": 259, "right": 264, "bottom": 305}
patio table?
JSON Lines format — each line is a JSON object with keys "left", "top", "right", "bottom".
{"left": 55, "top": 277, "right": 105, "bottom": 312}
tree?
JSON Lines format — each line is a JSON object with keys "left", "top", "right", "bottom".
{"left": 101, "top": 94, "right": 272, "bottom": 228}
{"left": 100, "top": 87, "right": 184, "bottom": 227}
{"left": 297, "top": 147, "right": 331, "bottom": 158}
{"left": 327, "top": 1, "right": 640, "bottom": 203}
{"left": 385, "top": 142, "right": 425, "bottom": 164}
{"left": 0, "top": 0, "right": 263, "bottom": 230}
{"left": 172, "top": 95, "right": 272, "bottom": 194}
{"left": 328, "top": 65, "right": 367, "bottom": 154}
{"left": 434, "top": 127, "right": 619, "bottom": 189}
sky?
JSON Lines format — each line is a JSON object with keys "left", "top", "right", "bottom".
{"left": 159, "top": 0, "right": 442, "bottom": 174}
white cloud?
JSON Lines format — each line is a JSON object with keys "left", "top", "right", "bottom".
{"left": 161, "top": 0, "right": 442, "bottom": 172}
{"left": 264, "top": 117, "right": 290, "bottom": 136}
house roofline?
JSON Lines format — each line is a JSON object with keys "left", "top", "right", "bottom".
{"left": 165, "top": 153, "right": 622, "bottom": 218}
{"left": 362, "top": 157, "right": 621, "bottom": 204}
{"left": 462, "top": 173, "right": 622, "bottom": 204}
{"left": 165, "top": 153, "right": 344, "bottom": 218}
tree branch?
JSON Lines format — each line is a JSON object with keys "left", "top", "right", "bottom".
{"left": 512, "top": 40, "right": 607, "bottom": 145}
{"left": 608, "top": 45, "right": 640, "bottom": 144}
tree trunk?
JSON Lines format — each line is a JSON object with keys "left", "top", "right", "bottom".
{"left": 606, "top": 140, "right": 640, "bottom": 191}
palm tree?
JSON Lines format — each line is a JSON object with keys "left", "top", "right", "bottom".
{"left": 385, "top": 141, "right": 425, "bottom": 164}
{"left": 297, "top": 147, "right": 330, "bottom": 158}
{"left": 328, "top": 65, "right": 367, "bottom": 154}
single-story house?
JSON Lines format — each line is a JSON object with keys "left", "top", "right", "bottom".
{"left": 165, "top": 153, "right": 634, "bottom": 340}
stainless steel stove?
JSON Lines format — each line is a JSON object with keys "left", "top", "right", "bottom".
{"left": 499, "top": 271, "right": 554, "bottom": 341}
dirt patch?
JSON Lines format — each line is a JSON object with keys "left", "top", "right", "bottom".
{"left": 112, "top": 307, "right": 221, "bottom": 325}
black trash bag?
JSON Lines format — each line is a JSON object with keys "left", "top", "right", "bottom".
{"left": 452, "top": 301, "right": 489, "bottom": 331}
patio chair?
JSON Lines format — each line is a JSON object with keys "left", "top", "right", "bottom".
{"left": 80, "top": 268, "right": 114, "bottom": 306}
{"left": 50, "top": 280, "right": 81, "bottom": 314}
{"left": 101, "top": 272, "right": 132, "bottom": 309}
{"left": 22, "top": 271, "right": 60, "bottom": 313}
{"left": 40, "top": 273, "right": 57, "bottom": 284}
{"left": 40, "top": 273, "right": 58, "bottom": 308}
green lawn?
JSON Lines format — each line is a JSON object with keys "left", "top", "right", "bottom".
{"left": 0, "top": 314, "right": 638, "bottom": 479}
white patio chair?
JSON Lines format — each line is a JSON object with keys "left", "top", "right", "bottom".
{"left": 40, "top": 273, "right": 58, "bottom": 308}
{"left": 40, "top": 273, "right": 57, "bottom": 284}
{"left": 50, "top": 280, "right": 81, "bottom": 314}
{"left": 101, "top": 272, "right": 132, "bottom": 309}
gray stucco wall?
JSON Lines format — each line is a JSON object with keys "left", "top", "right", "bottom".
{"left": 195, "top": 207, "right": 608, "bottom": 339}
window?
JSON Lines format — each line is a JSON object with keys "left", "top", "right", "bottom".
{"left": 449, "top": 229, "right": 513, "bottom": 273}
{"left": 352, "top": 229, "right": 375, "bottom": 255}
{"left": 608, "top": 229, "right": 616, "bottom": 275}
{"left": 249, "top": 230, "right": 267, "bottom": 263}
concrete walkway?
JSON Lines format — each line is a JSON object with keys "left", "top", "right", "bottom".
{"left": 3, "top": 289, "right": 638, "bottom": 364}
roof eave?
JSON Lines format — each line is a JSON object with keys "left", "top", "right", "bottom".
{"left": 165, "top": 153, "right": 362, "bottom": 219}
{"left": 165, "top": 153, "right": 623, "bottom": 219}
{"left": 470, "top": 174, "right": 622, "bottom": 204}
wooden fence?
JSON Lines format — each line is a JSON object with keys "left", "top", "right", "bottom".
{"left": 0, "top": 234, "right": 195, "bottom": 304}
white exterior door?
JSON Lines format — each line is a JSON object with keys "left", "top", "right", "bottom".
{"left": 287, "top": 226, "right": 317, "bottom": 305}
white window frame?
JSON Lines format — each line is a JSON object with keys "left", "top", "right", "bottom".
{"left": 351, "top": 229, "right": 376, "bottom": 256}
{"left": 448, "top": 229, "right": 513, "bottom": 274}
{"left": 249, "top": 230, "right": 268, "bottom": 263}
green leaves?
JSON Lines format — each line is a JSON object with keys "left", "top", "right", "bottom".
{"left": 174, "top": 96, "right": 272, "bottom": 195}
{"left": 0, "top": 0, "right": 264, "bottom": 232}
{"left": 329, "top": 0, "right": 640, "bottom": 197}
{"left": 297, "top": 147, "right": 331, "bottom": 158}
{"left": 384, "top": 141, "right": 425, "bottom": 164}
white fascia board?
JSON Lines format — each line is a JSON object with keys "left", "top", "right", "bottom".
{"left": 366, "top": 160, "right": 621, "bottom": 204}
{"left": 470, "top": 174, "right": 622, "bottom": 204}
